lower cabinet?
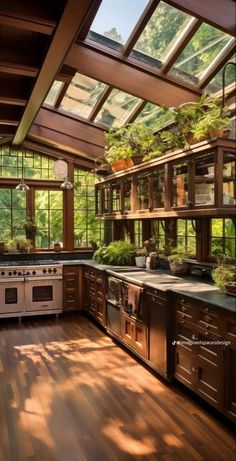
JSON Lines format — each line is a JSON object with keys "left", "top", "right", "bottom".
{"left": 83, "top": 267, "right": 106, "bottom": 326}
{"left": 174, "top": 295, "right": 236, "bottom": 421}
{"left": 121, "top": 313, "right": 148, "bottom": 358}
{"left": 63, "top": 266, "right": 82, "bottom": 311}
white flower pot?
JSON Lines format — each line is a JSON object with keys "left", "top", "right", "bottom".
{"left": 135, "top": 256, "right": 146, "bottom": 268}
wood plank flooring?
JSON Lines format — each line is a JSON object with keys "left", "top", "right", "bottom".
{"left": 0, "top": 315, "right": 235, "bottom": 461}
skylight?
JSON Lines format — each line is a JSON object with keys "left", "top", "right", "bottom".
{"left": 135, "top": 102, "right": 175, "bottom": 130}
{"left": 44, "top": 80, "right": 64, "bottom": 106}
{"left": 94, "top": 88, "right": 141, "bottom": 127}
{"left": 87, "top": 0, "right": 149, "bottom": 50}
{"left": 169, "top": 23, "right": 233, "bottom": 85}
{"left": 59, "top": 73, "right": 107, "bottom": 119}
{"left": 206, "top": 53, "right": 236, "bottom": 94}
{"left": 133, "top": 1, "right": 193, "bottom": 68}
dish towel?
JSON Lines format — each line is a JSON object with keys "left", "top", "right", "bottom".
{"left": 127, "top": 284, "right": 143, "bottom": 316}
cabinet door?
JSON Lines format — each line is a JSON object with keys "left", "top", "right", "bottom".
{"left": 133, "top": 322, "right": 147, "bottom": 358}
{"left": 224, "top": 346, "right": 236, "bottom": 422}
{"left": 121, "top": 315, "right": 133, "bottom": 346}
{"left": 148, "top": 293, "right": 168, "bottom": 376}
{"left": 63, "top": 267, "right": 79, "bottom": 310}
{"left": 175, "top": 348, "right": 196, "bottom": 390}
{"left": 97, "top": 296, "right": 105, "bottom": 325}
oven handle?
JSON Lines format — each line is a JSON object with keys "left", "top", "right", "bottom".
{"left": 25, "top": 276, "right": 63, "bottom": 282}
{"left": 0, "top": 277, "right": 25, "bottom": 283}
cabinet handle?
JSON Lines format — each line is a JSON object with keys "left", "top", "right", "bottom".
{"left": 191, "top": 365, "right": 197, "bottom": 373}
{"left": 181, "top": 298, "right": 185, "bottom": 303}
{"left": 182, "top": 306, "right": 187, "bottom": 313}
{"left": 191, "top": 334, "right": 197, "bottom": 341}
{"left": 204, "top": 307, "right": 209, "bottom": 313}
{"left": 205, "top": 315, "right": 211, "bottom": 323}
{"left": 181, "top": 319, "right": 185, "bottom": 324}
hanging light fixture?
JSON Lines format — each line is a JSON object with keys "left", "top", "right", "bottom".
{"left": 60, "top": 176, "right": 73, "bottom": 189}
{"left": 15, "top": 147, "right": 30, "bottom": 191}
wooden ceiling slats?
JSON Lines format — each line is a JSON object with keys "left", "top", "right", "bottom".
{"left": 0, "top": 13, "right": 56, "bottom": 35}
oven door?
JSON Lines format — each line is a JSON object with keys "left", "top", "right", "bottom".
{"left": 25, "top": 276, "right": 62, "bottom": 312}
{"left": 0, "top": 278, "right": 25, "bottom": 314}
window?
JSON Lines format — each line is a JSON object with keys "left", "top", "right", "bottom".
{"left": 172, "top": 162, "right": 188, "bottom": 207}
{"left": 134, "top": 220, "right": 143, "bottom": 247}
{"left": 35, "top": 190, "right": 63, "bottom": 249}
{"left": 0, "top": 189, "right": 26, "bottom": 240}
{"left": 74, "top": 169, "right": 105, "bottom": 247}
{"left": 176, "top": 219, "right": 196, "bottom": 256}
{"left": 151, "top": 220, "right": 166, "bottom": 250}
{"left": 95, "top": 88, "right": 141, "bottom": 128}
{"left": 210, "top": 218, "right": 235, "bottom": 259}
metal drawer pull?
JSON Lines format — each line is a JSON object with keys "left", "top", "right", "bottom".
{"left": 204, "top": 307, "right": 209, "bottom": 313}
{"left": 191, "top": 334, "right": 197, "bottom": 340}
{"left": 205, "top": 315, "right": 211, "bottom": 322}
{"left": 191, "top": 365, "right": 197, "bottom": 373}
{"left": 182, "top": 306, "right": 187, "bottom": 313}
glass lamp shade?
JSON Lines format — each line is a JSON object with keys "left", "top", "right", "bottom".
{"left": 60, "top": 177, "right": 73, "bottom": 189}
{"left": 15, "top": 179, "right": 30, "bottom": 191}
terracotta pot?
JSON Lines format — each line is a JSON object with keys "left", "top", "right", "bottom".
{"left": 131, "top": 155, "right": 143, "bottom": 165}
{"left": 169, "top": 261, "right": 188, "bottom": 275}
{"left": 125, "top": 158, "right": 133, "bottom": 168}
{"left": 111, "top": 160, "right": 127, "bottom": 173}
{"left": 208, "top": 128, "right": 231, "bottom": 139}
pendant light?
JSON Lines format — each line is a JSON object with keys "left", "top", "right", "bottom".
{"left": 60, "top": 177, "right": 73, "bottom": 189}
{"left": 15, "top": 148, "right": 30, "bottom": 191}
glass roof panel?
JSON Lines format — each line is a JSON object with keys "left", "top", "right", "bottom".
{"left": 135, "top": 102, "right": 175, "bottom": 131}
{"left": 87, "top": 0, "right": 149, "bottom": 51}
{"left": 94, "top": 89, "right": 141, "bottom": 128}
{"left": 59, "top": 73, "right": 107, "bottom": 119}
{"left": 206, "top": 54, "right": 236, "bottom": 94}
{"left": 132, "top": 1, "right": 193, "bottom": 68}
{"left": 169, "top": 23, "right": 233, "bottom": 85}
{"left": 44, "top": 80, "right": 64, "bottom": 106}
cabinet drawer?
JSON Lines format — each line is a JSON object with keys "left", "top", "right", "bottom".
{"left": 176, "top": 296, "right": 195, "bottom": 322}
{"left": 196, "top": 305, "right": 222, "bottom": 336}
{"left": 145, "top": 287, "right": 166, "bottom": 302}
{"left": 175, "top": 321, "right": 195, "bottom": 354}
{"left": 175, "top": 348, "right": 195, "bottom": 390}
{"left": 196, "top": 328, "right": 223, "bottom": 369}
{"left": 196, "top": 364, "right": 223, "bottom": 410}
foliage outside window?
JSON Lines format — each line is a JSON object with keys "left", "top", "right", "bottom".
{"left": 74, "top": 169, "right": 105, "bottom": 247}
{"left": 35, "top": 190, "right": 63, "bottom": 249}
{"left": 0, "top": 189, "right": 26, "bottom": 241}
{"left": 176, "top": 219, "right": 196, "bottom": 256}
{"left": 134, "top": 220, "right": 143, "bottom": 248}
{"left": 210, "top": 218, "right": 235, "bottom": 259}
{"left": 151, "top": 219, "right": 166, "bottom": 250}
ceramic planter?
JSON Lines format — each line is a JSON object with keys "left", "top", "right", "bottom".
{"left": 135, "top": 256, "right": 146, "bottom": 268}
{"left": 169, "top": 261, "right": 188, "bottom": 275}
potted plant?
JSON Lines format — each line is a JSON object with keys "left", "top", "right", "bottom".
{"left": 104, "top": 123, "right": 159, "bottom": 171}
{"left": 211, "top": 265, "right": 236, "bottom": 296}
{"left": 16, "top": 238, "right": 32, "bottom": 253}
{"left": 23, "top": 216, "right": 37, "bottom": 239}
{"left": 93, "top": 240, "right": 136, "bottom": 265}
{"left": 168, "top": 247, "right": 189, "bottom": 275}
{"left": 191, "top": 97, "right": 231, "bottom": 142}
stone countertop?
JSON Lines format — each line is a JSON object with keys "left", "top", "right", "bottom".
{"left": 61, "top": 260, "right": 235, "bottom": 312}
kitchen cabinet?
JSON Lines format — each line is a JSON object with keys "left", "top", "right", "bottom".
{"left": 145, "top": 288, "right": 170, "bottom": 379}
{"left": 173, "top": 295, "right": 235, "bottom": 419}
{"left": 63, "top": 266, "right": 82, "bottom": 311}
{"left": 95, "top": 138, "right": 235, "bottom": 220}
{"left": 83, "top": 267, "right": 106, "bottom": 326}
{"left": 121, "top": 313, "right": 148, "bottom": 358}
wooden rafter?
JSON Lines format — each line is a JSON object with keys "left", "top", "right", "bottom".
{"left": 0, "top": 12, "right": 56, "bottom": 35}
{"left": 12, "top": 0, "right": 97, "bottom": 146}
{"left": 65, "top": 43, "right": 201, "bottom": 107}
{"left": 88, "top": 86, "right": 113, "bottom": 121}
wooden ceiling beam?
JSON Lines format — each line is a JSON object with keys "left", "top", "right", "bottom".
{"left": 0, "top": 61, "right": 38, "bottom": 77}
{"left": 28, "top": 126, "right": 104, "bottom": 160}
{"left": 34, "top": 107, "right": 105, "bottom": 147}
{"left": 77, "top": 0, "right": 103, "bottom": 41}
{"left": 12, "top": 0, "right": 97, "bottom": 146}
{"left": 164, "top": 0, "right": 235, "bottom": 36}
{"left": 0, "top": 126, "right": 15, "bottom": 135}
{"left": 0, "top": 12, "right": 56, "bottom": 35}
{"left": 88, "top": 86, "right": 113, "bottom": 121}
{"left": 65, "top": 43, "right": 201, "bottom": 107}
{"left": 0, "top": 104, "right": 23, "bottom": 122}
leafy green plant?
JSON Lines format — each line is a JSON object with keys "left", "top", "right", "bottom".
{"left": 93, "top": 241, "right": 136, "bottom": 265}
{"left": 167, "top": 246, "right": 187, "bottom": 262}
{"left": 191, "top": 97, "right": 230, "bottom": 141}
{"left": 211, "top": 265, "right": 236, "bottom": 291}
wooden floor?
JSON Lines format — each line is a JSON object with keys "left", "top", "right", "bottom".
{"left": 0, "top": 316, "right": 235, "bottom": 461}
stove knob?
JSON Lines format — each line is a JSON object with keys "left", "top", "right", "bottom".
{"left": 32, "top": 271, "right": 36, "bottom": 275}
{"left": 48, "top": 268, "right": 52, "bottom": 273}
{"left": 53, "top": 268, "right": 57, "bottom": 273}
{"left": 13, "top": 271, "right": 17, "bottom": 275}
{"left": 43, "top": 269, "right": 47, "bottom": 273}
{"left": 26, "top": 271, "right": 30, "bottom": 276}
{"left": 8, "top": 271, "right": 12, "bottom": 276}
{"left": 18, "top": 271, "right": 22, "bottom": 276}
{"left": 1, "top": 271, "right": 5, "bottom": 276}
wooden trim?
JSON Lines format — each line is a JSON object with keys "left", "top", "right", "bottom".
{"left": 88, "top": 86, "right": 113, "bottom": 121}
{"left": 54, "top": 81, "right": 70, "bottom": 109}
{"left": 215, "top": 147, "right": 224, "bottom": 207}
{"left": 77, "top": 0, "right": 103, "bottom": 40}
{"left": 125, "top": 100, "right": 146, "bottom": 124}
{"left": 0, "top": 12, "right": 56, "bottom": 34}
{"left": 198, "top": 42, "right": 236, "bottom": 89}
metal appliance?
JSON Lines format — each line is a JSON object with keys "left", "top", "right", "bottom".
{"left": 0, "top": 261, "right": 63, "bottom": 318}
